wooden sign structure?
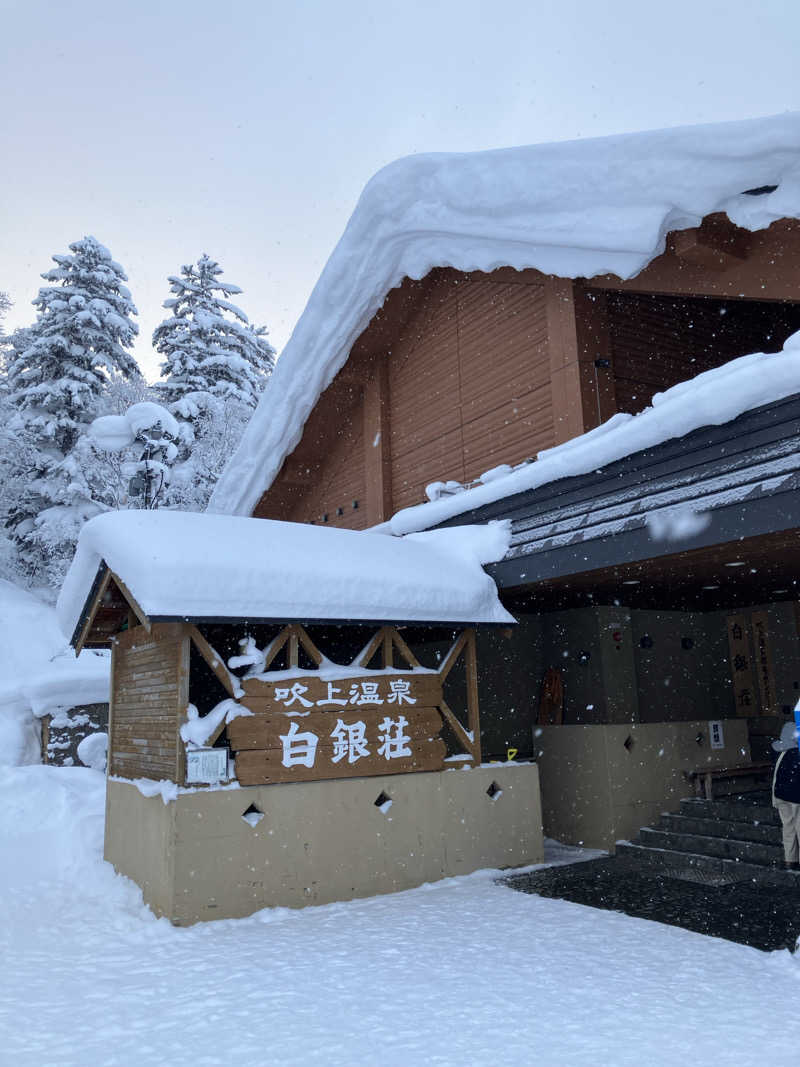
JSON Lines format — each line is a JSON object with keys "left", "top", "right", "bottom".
{"left": 725, "top": 612, "right": 777, "bottom": 717}
{"left": 750, "top": 611, "right": 777, "bottom": 716}
{"left": 726, "top": 614, "right": 757, "bottom": 717}
{"left": 202, "top": 624, "right": 481, "bottom": 787}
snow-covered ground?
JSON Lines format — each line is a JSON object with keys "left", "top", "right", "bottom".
{"left": 2, "top": 766, "right": 799, "bottom": 1066}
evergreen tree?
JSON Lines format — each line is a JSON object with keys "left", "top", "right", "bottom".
{"left": 0, "top": 289, "right": 10, "bottom": 337}
{"left": 153, "top": 254, "right": 275, "bottom": 445}
{"left": 4, "top": 236, "right": 140, "bottom": 589}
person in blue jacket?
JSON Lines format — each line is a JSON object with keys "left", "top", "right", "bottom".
{"left": 772, "top": 721, "right": 800, "bottom": 871}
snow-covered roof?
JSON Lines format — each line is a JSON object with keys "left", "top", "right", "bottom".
{"left": 57, "top": 511, "right": 515, "bottom": 641}
{"left": 208, "top": 112, "right": 800, "bottom": 520}
{"left": 0, "top": 580, "right": 109, "bottom": 765}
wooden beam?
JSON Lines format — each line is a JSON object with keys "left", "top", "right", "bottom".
{"left": 573, "top": 286, "right": 617, "bottom": 429}
{"left": 672, "top": 214, "right": 753, "bottom": 271}
{"left": 188, "top": 626, "right": 239, "bottom": 698}
{"left": 262, "top": 626, "right": 291, "bottom": 670}
{"left": 106, "top": 637, "right": 117, "bottom": 774}
{"left": 110, "top": 572, "right": 151, "bottom": 633}
{"left": 545, "top": 277, "right": 596, "bottom": 446}
{"left": 438, "top": 698, "right": 478, "bottom": 761}
{"left": 355, "top": 628, "right": 386, "bottom": 668}
{"left": 389, "top": 628, "right": 422, "bottom": 669}
{"left": 464, "top": 629, "right": 481, "bottom": 764}
{"left": 382, "top": 628, "right": 393, "bottom": 669}
{"left": 295, "top": 624, "right": 324, "bottom": 667}
{"left": 288, "top": 627, "right": 299, "bottom": 668}
{"left": 74, "top": 566, "right": 112, "bottom": 655}
{"left": 176, "top": 628, "right": 191, "bottom": 786}
{"left": 438, "top": 631, "right": 468, "bottom": 682}
{"left": 202, "top": 708, "right": 234, "bottom": 750}
{"left": 363, "top": 358, "right": 393, "bottom": 524}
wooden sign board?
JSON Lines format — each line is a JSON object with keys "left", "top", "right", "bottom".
{"left": 240, "top": 671, "right": 442, "bottom": 712}
{"left": 231, "top": 672, "right": 446, "bottom": 786}
{"left": 750, "top": 611, "right": 777, "bottom": 716}
{"left": 726, "top": 614, "right": 757, "bottom": 717}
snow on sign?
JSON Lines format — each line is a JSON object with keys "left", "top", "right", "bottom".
{"left": 228, "top": 672, "right": 446, "bottom": 784}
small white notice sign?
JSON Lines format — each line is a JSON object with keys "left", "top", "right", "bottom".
{"left": 186, "top": 747, "right": 228, "bottom": 783}
{"left": 709, "top": 721, "right": 725, "bottom": 750}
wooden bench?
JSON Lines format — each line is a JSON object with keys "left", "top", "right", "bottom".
{"left": 688, "top": 762, "right": 773, "bottom": 800}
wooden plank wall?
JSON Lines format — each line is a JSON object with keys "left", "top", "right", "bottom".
{"left": 607, "top": 292, "right": 800, "bottom": 414}
{"left": 389, "top": 277, "right": 551, "bottom": 512}
{"left": 274, "top": 271, "right": 553, "bottom": 525}
{"left": 109, "top": 623, "right": 189, "bottom": 782}
{"left": 283, "top": 406, "right": 366, "bottom": 528}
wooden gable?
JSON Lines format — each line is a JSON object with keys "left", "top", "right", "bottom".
{"left": 253, "top": 215, "right": 800, "bottom": 530}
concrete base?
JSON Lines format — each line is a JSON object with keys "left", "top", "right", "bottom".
{"left": 105, "top": 763, "right": 543, "bottom": 924}
{"left": 536, "top": 719, "right": 751, "bottom": 851}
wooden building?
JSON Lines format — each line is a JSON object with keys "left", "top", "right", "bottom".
{"left": 244, "top": 227, "right": 800, "bottom": 528}
{"left": 209, "top": 114, "right": 800, "bottom": 850}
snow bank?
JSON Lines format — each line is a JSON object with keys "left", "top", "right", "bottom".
{"left": 57, "top": 511, "right": 514, "bottom": 640}
{"left": 390, "top": 336, "right": 800, "bottom": 534}
{"left": 209, "top": 112, "right": 800, "bottom": 520}
{"left": 0, "top": 580, "right": 110, "bottom": 766}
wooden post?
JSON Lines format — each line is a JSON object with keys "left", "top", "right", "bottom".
{"left": 288, "top": 627, "right": 300, "bottom": 669}
{"left": 107, "top": 639, "right": 117, "bottom": 775}
{"left": 464, "top": 629, "right": 481, "bottom": 764}
{"left": 573, "top": 286, "right": 617, "bottom": 428}
{"left": 176, "top": 627, "right": 191, "bottom": 786}
{"left": 437, "top": 630, "right": 481, "bottom": 764}
{"left": 363, "top": 359, "right": 393, "bottom": 525}
{"left": 545, "top": 278, "right": 605, "bottom": 446}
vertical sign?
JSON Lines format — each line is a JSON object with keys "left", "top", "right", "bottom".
{"left": 726, "top": 614, "right": 756, "bottom": 717}
{"left": 709, "top": 720, "right": 725, "bottom": 750}
{"left": 751, "top": 611, "right": 776, "bottom": 716}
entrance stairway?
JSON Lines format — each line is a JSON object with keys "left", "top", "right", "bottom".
{"left": 615, "top": 791, "right": 799, "bottom": 888}
{"left": 503, "top": 790, "right": 800, "bottom": 951}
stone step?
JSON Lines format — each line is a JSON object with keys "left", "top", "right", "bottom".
{"left": 615, "top": 841, "right": 800, "bottom": 889}
{"left": 657, "top": 812, "right": 782, "bottom": 845}
{"left": 637, "top": 826, "right": 783, "bottom": 866}
{"left": 679, "top": 796, "right": 779, "bottom": 826}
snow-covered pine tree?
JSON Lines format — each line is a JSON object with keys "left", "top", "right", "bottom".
{"left": 0, "top": 290, "right": 10, "bottom": 337}
{"left": 153, "top": 254, "right": 275, "bottom": 441}
{"left": 4, "top": 237, "right": 140, "bottom": 589}
{"left": 152, "top": 254, "right": 274, "bottom": 510}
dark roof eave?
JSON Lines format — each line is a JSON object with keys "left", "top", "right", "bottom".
{"left": 68, "top": 562, "right": 110, "bottom": 650}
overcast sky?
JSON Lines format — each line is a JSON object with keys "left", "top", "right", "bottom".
{"left": 2, "top": 0, "right": 799, "bottom": 380}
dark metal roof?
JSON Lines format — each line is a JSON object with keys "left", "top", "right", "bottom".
{"left": 435, "top": 393, "right": 800, "bottom": 588}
